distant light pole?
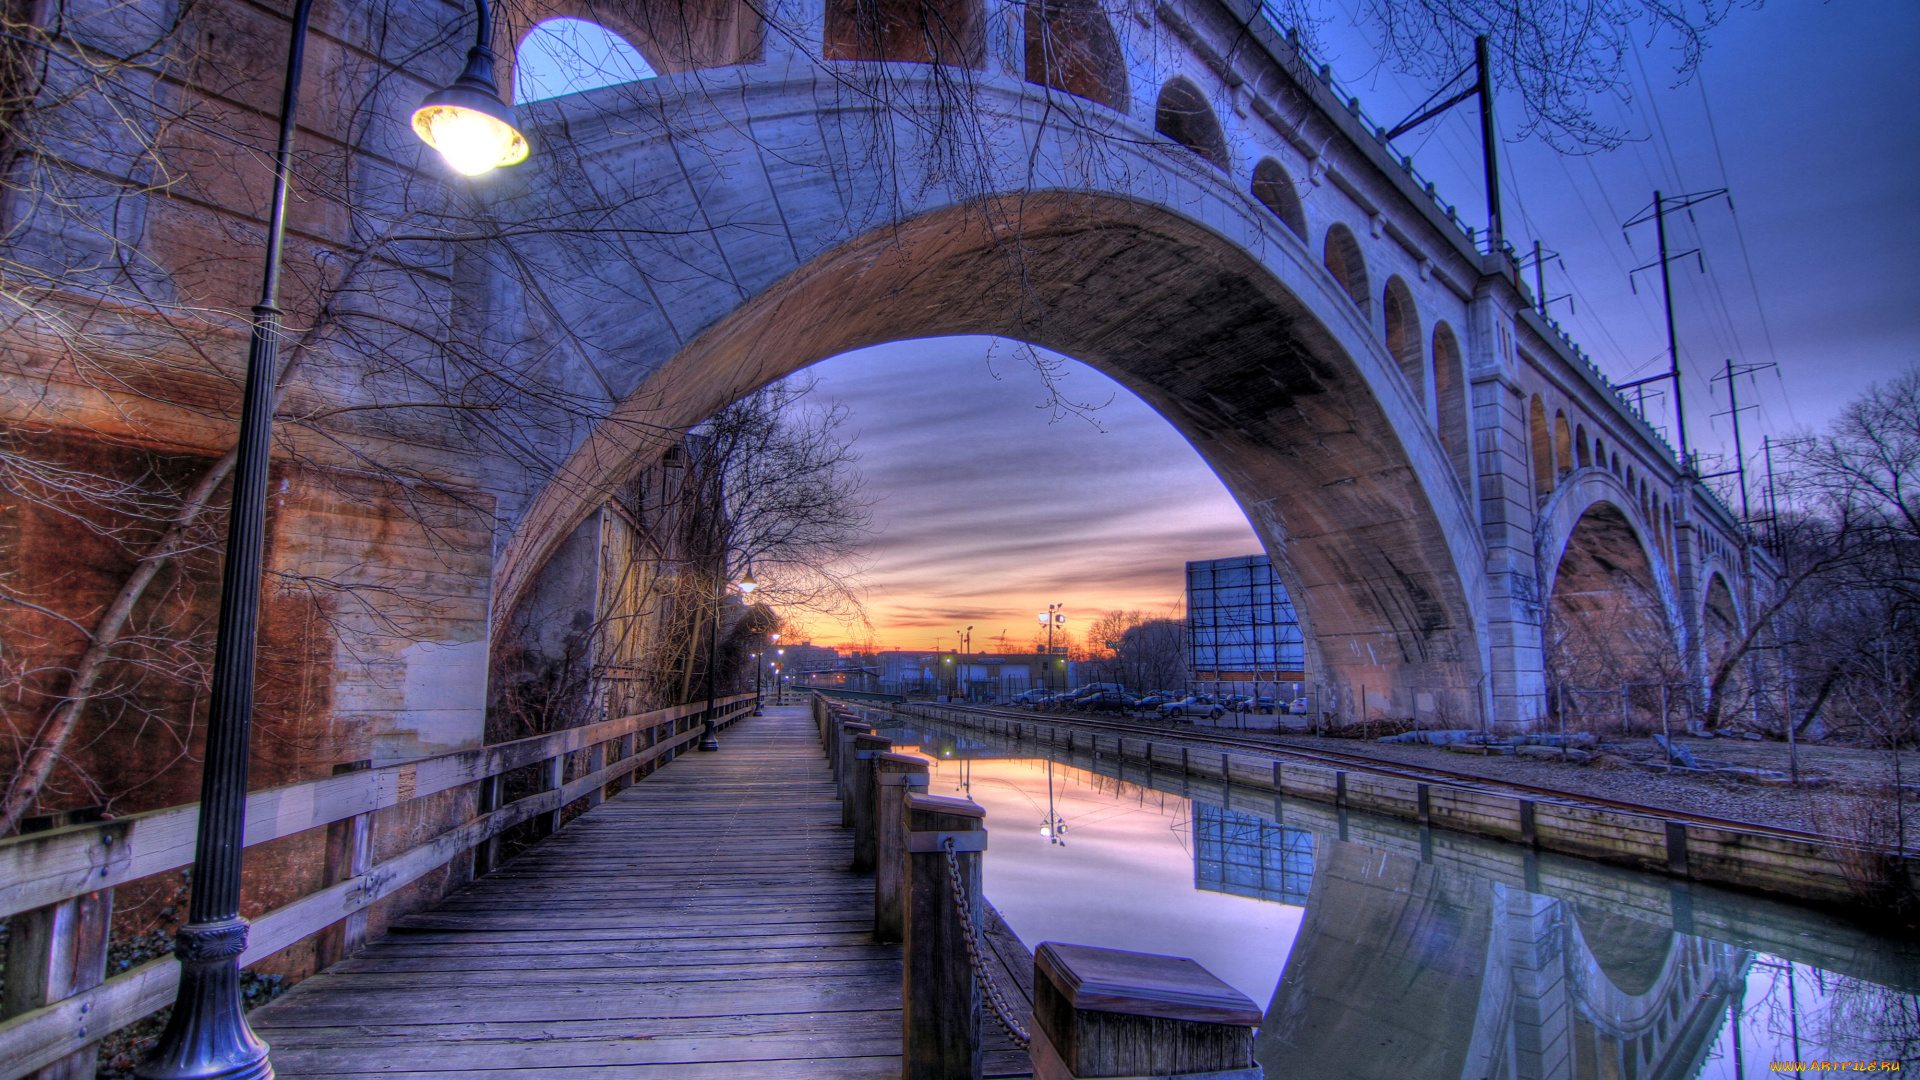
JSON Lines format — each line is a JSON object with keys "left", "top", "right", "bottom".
{"left": 751, "top": 652, "right": 762, "bottom": 715}
{"left": 701, "top": 567, "right": 755, "bottom": 751}
{"left": 1038, "top": 604, "right": 1065, "bottom": 690}
{"left": 136, "top": 3, "right": 529, "bottom": 1077}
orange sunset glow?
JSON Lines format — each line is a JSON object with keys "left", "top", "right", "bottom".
{"left": 789, "top": 337, "right": 1264, "bottom": 652}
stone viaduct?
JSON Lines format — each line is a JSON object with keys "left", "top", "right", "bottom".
{"left": 470, "top": 0, "right": 1769, "bottom": 732}
{"left": 4, "top": 0, "right": 1773, "bottom": 792}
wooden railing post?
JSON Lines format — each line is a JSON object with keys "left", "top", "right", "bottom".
{"left": 3, "top": 885, "right": 111, "bottom": 1080}
{"left": 585, "top": 740, "right": 607, "bottom": 810}
{"left": 904, "top": 793, "right": 987, "bottom": 1080}
{"left": 849, "top": 733, "right": 891, "bottom": 871}
{"left": 616, "top": 733, "right": 637, "bottom": 793}
{"left": 837, "top": 721, "right": 872, "bottom": 827}
{"left": 473, "top": 771, "right": 505, "bottom": 877}
{"left": 873, "top": 752, "right": 930, "bottom": 943}
{"left": 316, "top": 759, "right": 373, "bottom": 969}
{"left": 1030, "top": 943, "right": 1263, "bottom": 1080}
{"left": 542, "top": 752, "right": 565, "bottom": 837}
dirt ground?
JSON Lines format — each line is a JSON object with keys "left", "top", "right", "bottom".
{"left": 1220, "top": 727, "right": 1918, "bottom": 840}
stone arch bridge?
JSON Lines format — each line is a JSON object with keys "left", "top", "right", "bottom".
{"left": 6, "top": 0, "right": 1775, "bottom": 766}
{"left": 465, "top": 0, "right": 1768, "bottom": 733}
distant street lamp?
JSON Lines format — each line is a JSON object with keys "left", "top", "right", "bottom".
{"left": 701, "top": 567, "right": 756, "bottom": 751}
{"left": 1039, "top": 604, "right": 1064, "bottom": 690}
{"left": 136, "top": 4, "right": 530, "bottom": 1078}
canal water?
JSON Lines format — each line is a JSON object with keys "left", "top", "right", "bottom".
{"left": 878, "top": 718, "right": 1920, "bottom": 1079}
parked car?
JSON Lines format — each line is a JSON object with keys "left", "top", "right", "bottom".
{"left": 1073, "top": 690, "right": 1136, "bottom": 713}
{"left": 1158, "top": 696, "right": 1224, "bottom": 721}
{"left": 1011, "top": 688, "right": 1052, "bottom": 707}
{"left": 1255, "top": 697, "right": 1278, "bottom": 714}
{"left": 1287, "top": 697, "right": 1309, "bottom": 715}
{"left": 1133, "top": 692, "right": 1176, "bottom": 710}
{"left": 1220, "top": 694, "right": 1254, "bottom": 712}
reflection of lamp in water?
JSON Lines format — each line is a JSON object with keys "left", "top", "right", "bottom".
{"left": 1040, "top": 759, "right": 1068, "bottom": 845}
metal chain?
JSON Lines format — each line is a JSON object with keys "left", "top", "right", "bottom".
{"left": 942, "top": 838, "right": 1031, "bottom": 1049}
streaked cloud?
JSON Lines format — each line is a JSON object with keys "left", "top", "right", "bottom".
{"left": 797, "top": 337, "right": 1261, "bottom": 650}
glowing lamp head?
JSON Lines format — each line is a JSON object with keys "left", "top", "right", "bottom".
{"left": 412, "top": 47, "right": 528, "bottom": 177}
{"left": 737, "top": 569, "right": 757, "bottom": 595}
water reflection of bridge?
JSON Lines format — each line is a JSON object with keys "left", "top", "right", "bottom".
{"left": 1227, "top": 807, "right": 1748, "bottom": 1080}
{"left": 881, "top": 717, "right": 1916, "bottom": 1079}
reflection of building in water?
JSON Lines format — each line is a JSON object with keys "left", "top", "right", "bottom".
{"left": 1193, "top": 803, "right": 1314, "bottom": 906}
{"left": 1260, "top": 840, "right": 1749, "bottom": 1080}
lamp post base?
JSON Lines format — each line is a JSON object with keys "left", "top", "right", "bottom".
{"left": 135, "top": 921, "right": 273, "bottom": 1080}
{"left": 698, "top": 720, "right": 720, "bottom": 751}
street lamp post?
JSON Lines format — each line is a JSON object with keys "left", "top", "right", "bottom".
{"left": 1038, "top": 604, "right": 1064, "bottom": 691}
{"left": 702, "top": 568, "right": 754, "bottom": 751}
{"left": 135, "top": 4, "right": 528, "bottom": 1078}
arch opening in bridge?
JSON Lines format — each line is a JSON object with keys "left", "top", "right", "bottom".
{"left": 513, "top": 17, "right": 658, "bottom": 104}
{"left": 505, "top": 0, "right": 761, "bottom": 79}
{"left": 1025, "top": 0, "right": 1128, "bottom": 109}
{"left": 1251, "top": 157, "right": 1308, "bottom": 240}
{"left": 1432, "top": 323, "right": 1468, "bottom": 490}
{"left": 494, "top": 196, "right": 1488, "bottom": 727}
{"left": 826, "top": 0, "right": 986, "bottom": 65}
{"left": 1530, "top": 396, "right": 1552, "bottom": 499}
{"left": 1554, "top": 412, "right": 1573, "bottom": 478}
{"left": 1544, "top": 502, "right": 1676, "bottom": 700}
{"left": 1155, "top": 77, "right": 1230, "bottom": 170}
{"left": 1323, "top": 223, "right": 1369, "bottom": 314}
{"left": 1382, "top": 276, "right": 1423, "bottom": 408}
{"left": 1702, "top": 571, "right": 1743, "bottom": 711}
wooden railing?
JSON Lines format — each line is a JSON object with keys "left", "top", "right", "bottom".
{"left": 0, "top": 693, "right": 757, "bottom": 1080}
{"left": 812, "top": 692, "right": 1266, "bottom": 1080}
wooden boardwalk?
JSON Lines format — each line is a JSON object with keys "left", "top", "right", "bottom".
{"left": 254, "top": 707, "right": 899, "bottom": 1077}
{"left": 251, "top": 705, "right": 1033, "bottom": 1078}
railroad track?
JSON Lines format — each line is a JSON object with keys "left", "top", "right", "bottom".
{"left": 874, "top": 697, "right": 1855, "bottom": 850}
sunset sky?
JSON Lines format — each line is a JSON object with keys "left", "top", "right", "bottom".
{"left": 794, "top": 339, "right": 1261, "bottom": 652}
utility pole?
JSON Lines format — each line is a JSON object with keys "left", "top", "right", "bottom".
{"left": 1621, "top": 187, "right": 1727, "bottom": 471}
{"left": 1707, "top": 359, "right": 1776, "bottom": 532}
{"left": 1475, "top": 36, "right": 1501, "bottom": 254}
{"left": 1761, "top": 435, "right": 1780, "bottom": 554}
{"left": 1522, "top": 241, "right": 1573, "bottom": 317}
{"left": 1703, "top": 358, "right": 1776, "bottom": 732}
{"left": 1384, "top": 35, "right": 1500, "bottom": 255}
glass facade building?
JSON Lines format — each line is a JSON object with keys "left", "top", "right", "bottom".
{"left": 1193, "top": 803, "right": 1315, "bottom": 905}
{"left": 1185, "top": 554, "right": 1304, "bottom": 682}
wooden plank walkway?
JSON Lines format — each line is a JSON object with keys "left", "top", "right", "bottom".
{"left": 252, "top": 706, "right": 910, "bottom": 1078}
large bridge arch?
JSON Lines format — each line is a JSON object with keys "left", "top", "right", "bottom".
{"left": 1537, "top": 473, "right": 1682, "bottom": 689}
{"left": 489, "top": 179, "right": 1489, "bottom": 720}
